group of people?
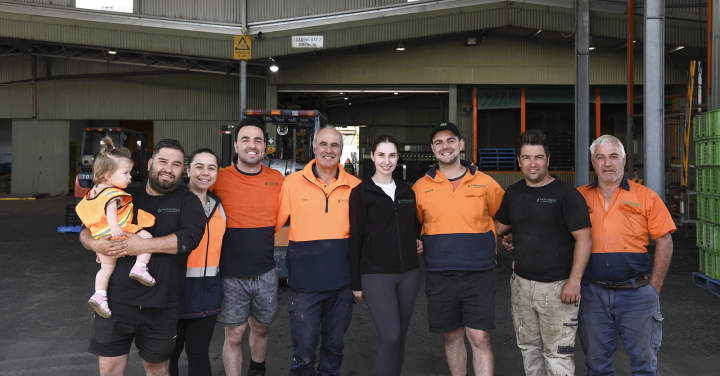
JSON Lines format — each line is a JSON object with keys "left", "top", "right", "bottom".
{"left": 76, "top": 116, "right": 675, "bottom": 376}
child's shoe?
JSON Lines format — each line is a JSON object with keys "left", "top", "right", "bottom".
{"left": 129, "top": 263, "right": 156, "bottom": 286}
{"left": 88, "top": 293, "right": 112, "bottom": 318}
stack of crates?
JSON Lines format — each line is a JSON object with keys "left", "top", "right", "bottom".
{"left": 695, "top": 109, "right": 720, "bottom": 280}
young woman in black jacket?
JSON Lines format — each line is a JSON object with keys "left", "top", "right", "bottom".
{"left": 349, "top": 135, "right": 423, "bottom": 376}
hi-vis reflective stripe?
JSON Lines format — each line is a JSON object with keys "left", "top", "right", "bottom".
{"left": 92, "top": 209, "right": 133, "bottom": 238}
{"left": 186, "top": 266, "right": 220, "bottom": 278}
{"left": 103, "top": 189, "right": 125, "bottom": 197}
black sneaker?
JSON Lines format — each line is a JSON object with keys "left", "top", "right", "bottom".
{"left": 247, "top": 365, "right": 266, "bottom": 376}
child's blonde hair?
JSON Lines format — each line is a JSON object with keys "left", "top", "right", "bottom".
{"left": 92, "top": 136, "right": 133, "bottom": 185}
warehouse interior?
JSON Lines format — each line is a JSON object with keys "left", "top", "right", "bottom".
{"left": 0, "top": 0, "right": 715, "bottom": 199}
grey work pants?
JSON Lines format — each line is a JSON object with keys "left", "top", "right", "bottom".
{"left": 511, "top": 273, "right": 579, "bottom": 376}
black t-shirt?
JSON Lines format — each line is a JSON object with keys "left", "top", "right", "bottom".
{"left": 495, "top": 178, "right": 591, "bottom": 282}
{"left": 107, "top": 183, "right": 206, "bottom": 308}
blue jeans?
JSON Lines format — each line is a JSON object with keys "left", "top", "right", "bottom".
{"left": 287, "top": 286, "right": 353, "bottom": 376}
{"left": 578, "top": 279, "right": 664, "bottom": 376}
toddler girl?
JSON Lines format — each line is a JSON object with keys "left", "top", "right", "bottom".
{"left": 76, "top": 136, "right": 157, "bottom": 318}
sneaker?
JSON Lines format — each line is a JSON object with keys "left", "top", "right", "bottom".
{"left": 129, "top": 264, "right": 156, "bottom": 287}
{"left": 88, "top": 293, "right": 112, "bottom": 318}
{"left": 247, "top": 365, "right": 266, "bottom": 376}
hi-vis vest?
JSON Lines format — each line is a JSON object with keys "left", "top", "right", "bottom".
{"left": 179, "top": 191, "right": 226, "bottom": 318}
{"left": 76, "top": 187, "right": 155, "bottom": 239}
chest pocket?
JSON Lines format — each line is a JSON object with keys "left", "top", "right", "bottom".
{"left": 464, "top": 189, "right": 488, "bottom": 213}
{"left": 464, "top": 188, "right": 487, "bottom": 198}
{"left": 618, "top": 203, "right": 647, "bottom": 238}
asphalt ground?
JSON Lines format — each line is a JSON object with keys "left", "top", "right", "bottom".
{"left": 0, "top": 196, "right": 719, "bottom": 375}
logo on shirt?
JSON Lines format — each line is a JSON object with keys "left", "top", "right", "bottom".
{"left": 265, "top": 182, "right": 279, "bottom": 186}
{"left": 425, "top": 189, "right": 434, "bottom": 194}
{"left": 468, "top": 184, "right": 486, "bottom": 189}
{"left": 536, "top": 198, "right": 556, "bottom": 204}
{"left": 338, "top": 199, "right": 349, "bottom": 204}
{"left": 397, "top": 199, "right": 414, "bottom": 204}
{"left": 158, "top": 208, "right": 181, "bottom": 213}
{"left": 621, "top": 200, "right": 642, "bottom": 207}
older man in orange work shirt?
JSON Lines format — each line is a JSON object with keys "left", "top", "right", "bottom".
{"left": 577, "top": 135, "right": 675, "bottom": 376}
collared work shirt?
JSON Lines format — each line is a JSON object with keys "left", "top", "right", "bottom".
{"left": 412, "top": 160, "right": 505, "bottom": 272}
{"left": 577, "top": 175, "right": 676, "bottom": 282}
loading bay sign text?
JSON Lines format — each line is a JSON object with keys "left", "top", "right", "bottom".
{"left": 292, "top": 36, "right": 324, "bottom": 48}
{"left": 233, "top": 35, "right": 252, "bottom": 60}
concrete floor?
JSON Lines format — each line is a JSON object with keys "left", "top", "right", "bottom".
{"left": 0, "top": 196, "right": 718, "bottom": 375}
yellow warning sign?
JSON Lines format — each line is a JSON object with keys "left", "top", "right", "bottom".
{"left": 233, "top": 35, "right": 252, "bottom": 60}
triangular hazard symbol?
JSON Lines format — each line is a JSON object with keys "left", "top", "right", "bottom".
{"left": 235, "top": 37, "right": 250, "bottom": 51}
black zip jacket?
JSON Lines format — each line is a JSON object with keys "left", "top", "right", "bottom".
{"left": 349, "top": 177, "right": 422, "bottom": 291}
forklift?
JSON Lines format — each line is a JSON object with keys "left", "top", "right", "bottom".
{"left": 221, "top": 109, "right": 328, "bottom": 279}
{"left": 61, "top": 128, "right": 149, "bottom": 233}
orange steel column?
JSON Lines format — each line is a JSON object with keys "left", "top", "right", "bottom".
{"left": 473, "top": 88, "right": 478, "bottom": 165}
{"left": 521, "top": 88, "right": 526, "bottom": 133}
{"left": 596, "top": 88, "right": 601, "bottom": 138}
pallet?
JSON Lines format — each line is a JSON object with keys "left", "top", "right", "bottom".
{"left": 692, "top": 272, "right": 720, "bottom": 298}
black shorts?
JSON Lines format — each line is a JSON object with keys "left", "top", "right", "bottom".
{"left": 426, "top": 270, "right": 496, "bottom": 334}
{"left": 88, "top": 301, "right": 179, "bottom": 364}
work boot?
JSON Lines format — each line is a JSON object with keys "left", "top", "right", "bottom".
{"left": 246, "top": 365, "right": 266, "bottom": 376}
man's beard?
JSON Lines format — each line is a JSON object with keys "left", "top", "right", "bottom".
{"left": 148, "top": 166, "right": 180, "bottom": 194}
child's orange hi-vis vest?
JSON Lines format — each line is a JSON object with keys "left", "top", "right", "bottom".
{"left": 76, "top": 187, "right": 155, "bottom": 239}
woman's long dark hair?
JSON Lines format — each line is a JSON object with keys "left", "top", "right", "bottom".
{"left": 366, "top": 135, "right": 400, "bottom": 180}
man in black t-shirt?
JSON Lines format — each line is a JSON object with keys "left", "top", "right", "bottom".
{"left": 494, "top": 130, "right": 592, "bottom": 376}
{"left": 80, "top": 139, "right": 205, "bottom": 376}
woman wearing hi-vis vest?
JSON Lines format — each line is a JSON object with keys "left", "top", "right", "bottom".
{"left": 169, "top": 149, "right": 226, "bottom": 376}
{"left": 349, "top": 135, "right": 424, "bottom": 376}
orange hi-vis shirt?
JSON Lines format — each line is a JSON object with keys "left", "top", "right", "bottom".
{"left": 412, "top": 160, "right": 505, "bottom": 272}
{"left": 276, "top": 160, "right": 361, "bottom": 292}
{"left": 577, "top": 175, "right": 676, "bottom": 283}
{"left": 210, "top": 165, "right": 284, "bottom": 278}
{"left": 76, "top": 187, "right": 155, "bottom": 239}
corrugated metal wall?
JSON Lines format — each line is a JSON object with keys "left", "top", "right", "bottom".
{"left": 666, "top": 0, "right": 707, "bottom": 15}
{"left": 13, "top": 0, "right": 74, "bottom": 6}
{"left": 154, "top": 121, "right": 233, "bottom": 158}
{"left": 0, "top": 16, "right": 232, "bottom": 60}
{"left": 31, "top": 74, "right": 264, "bottom": 120}
{"left": 11, "top": 119, "right": 70, "bottom": 195}
{"left": 0, "top": 56, "right": 156, "bottom": 84}
{"left": 50, "top": 58, "right": 158, "bottom": 77}
{"left": 248, "top": 0, "right": 406, "bottom": 23}
{"left": 140, "top": 0, "right": 240, "bottom": 24}
{"left": 270, "top": 34, "right": 692, "bottom": 86}
{"left": 135, "top": 0, "right": 406, "bottom": 24}
{"left": 0, "top": 55, "right": 49, "bottom": 84}
{"left": 0, "top": 6, "right": 706, "bottom": 61}
{"left": 0, "top": 83, "right": 32, "bottom": 118}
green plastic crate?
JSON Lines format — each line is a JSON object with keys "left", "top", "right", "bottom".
{"left": 698, "top": 195, "right": 708, "bottom": 221}
{"left": 700, "top": 248, "right": 707, "bottom": 274}
{"left": 710, "top": 140, "right": 720, "bottom": 166}
{"left": 696, "top": 113, "right": 708, "bottom": 140}
{"left": 707, "top": 251, "right": 719, "bottom": 280}
{"left": 697, "top": 141, "right": 708, "bottom": 166}
{"left": 708, "top": 111, "right": 720, "bottom": 138}
{"left": 711, "top": 168, "right": 720, "bottom": 195}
